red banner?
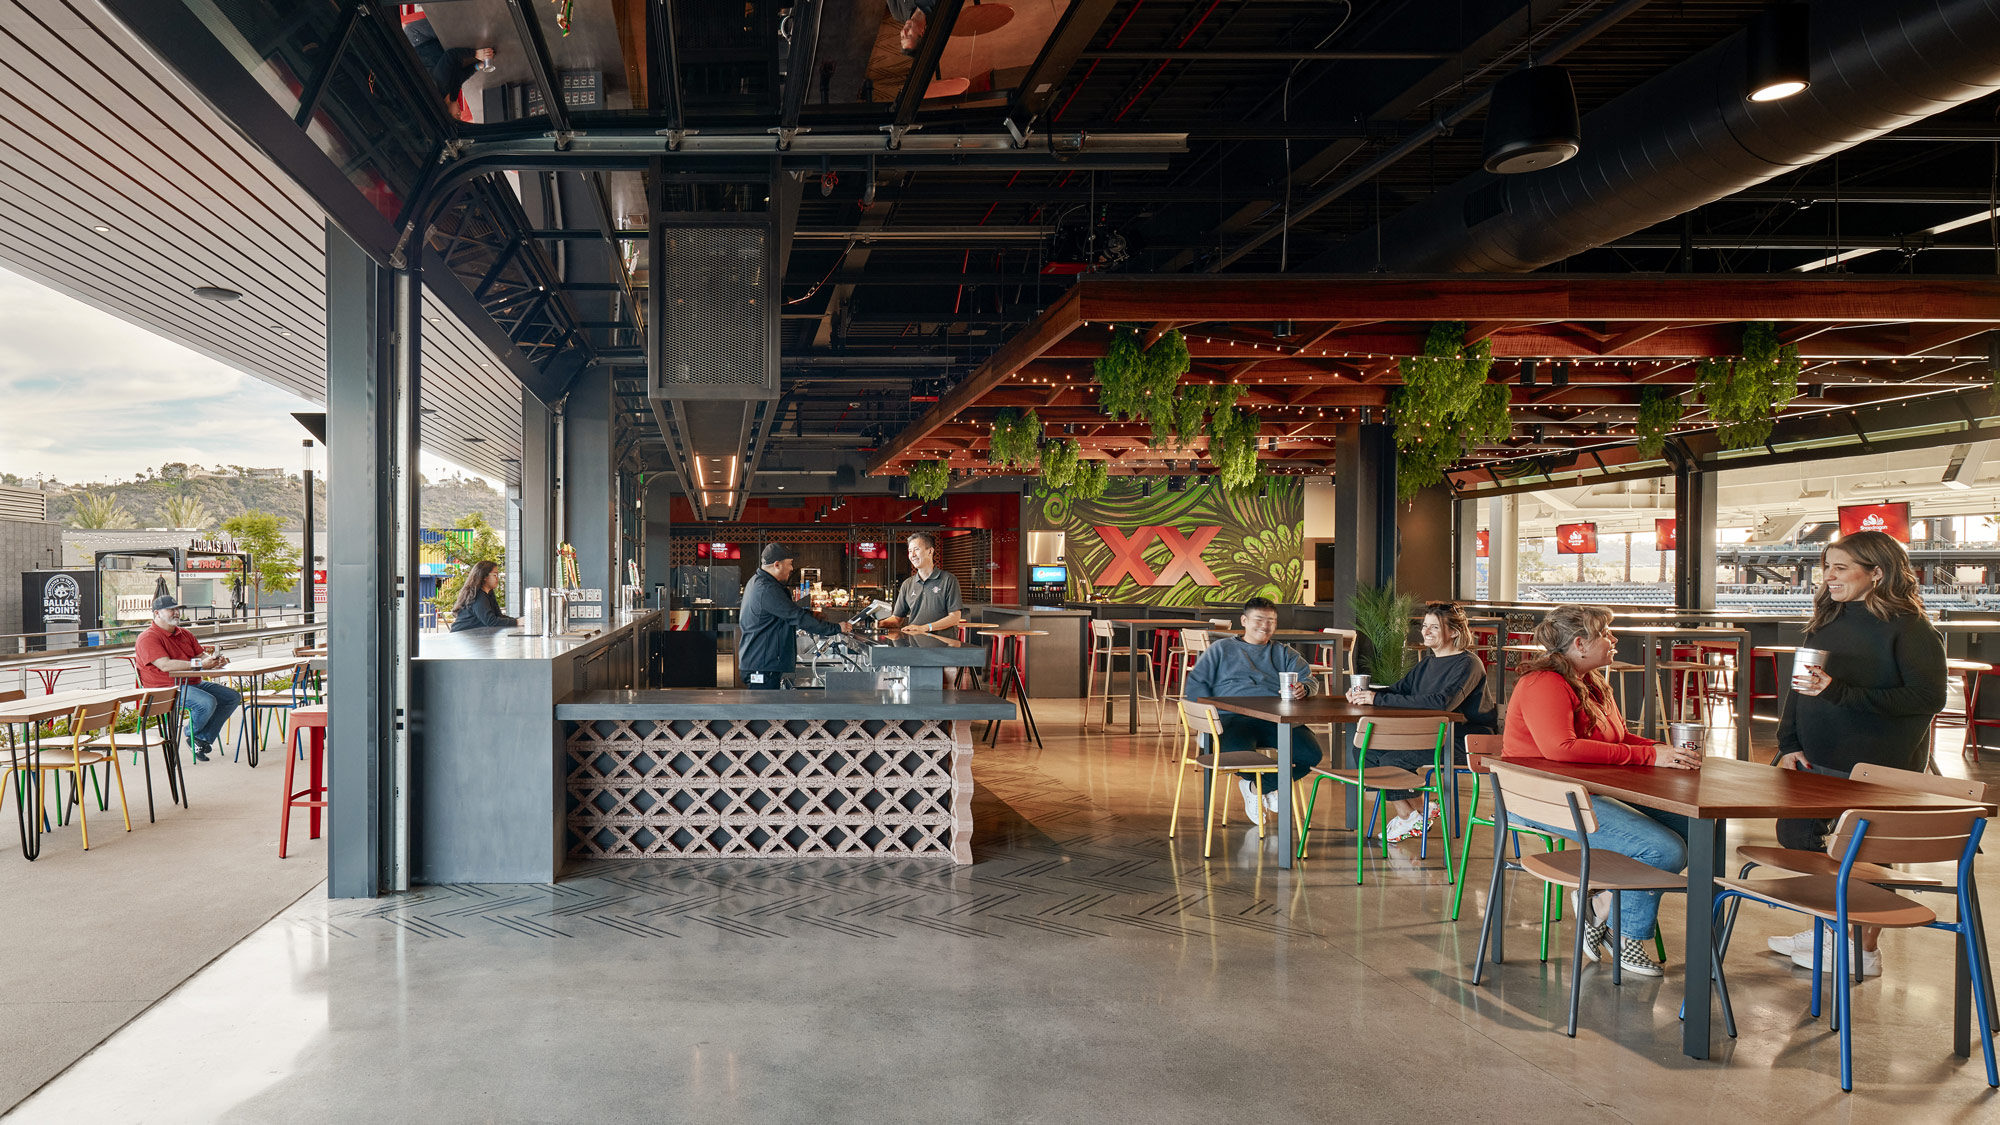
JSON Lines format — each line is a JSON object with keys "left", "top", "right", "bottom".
{"left": 1476, "top": 529, "right": 1489, "bottom": 558}
{"left": 1838, "top": 502, "right": 1911, "bottom": 543}
{"left": 1655, "top": 518, "right": 1677, "bottom": 551}
{"left": 313, "top": 568, "right": 327, "bottom": 605}
{"left": 1555, "top": 523, "right": 1598, "bottom": 555}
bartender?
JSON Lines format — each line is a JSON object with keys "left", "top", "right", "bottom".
{"left": 738, "top": 542, "right": 852, "bottom": 690}
{"left": 879, "top": 531, "right": 970, "bottom": 687}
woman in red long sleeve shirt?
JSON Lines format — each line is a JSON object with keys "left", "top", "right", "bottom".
{"left": 1502, "top": 605, "right": 1700, "bottom": 977}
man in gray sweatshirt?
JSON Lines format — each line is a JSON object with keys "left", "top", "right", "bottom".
{"left": 1182, "top": 597, "right": 1322, "bottom": 824}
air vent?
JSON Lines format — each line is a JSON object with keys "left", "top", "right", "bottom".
{"left": 651, "top": 223, "right": 779, "bottom": 399}
{"left": 1462, "top": 180, "right": 1511, "bottom": 228}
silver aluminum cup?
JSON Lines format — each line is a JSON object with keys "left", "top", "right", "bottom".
{"left": 521, "top": 587, "right": 546, "bottom": 635}
{"left": 1792, "top": 647, "right": 1830, "bottom": 688}
{"left": 1347, "top": 673, "right": 1370, "bottom": 692}
{"left": 1667, "top": 722, "right": 1705, "bottom": 752}
{"left": 1278, "top": 671, "right": 1299, "bottom": 695}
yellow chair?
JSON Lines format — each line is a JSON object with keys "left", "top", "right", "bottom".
{"left": 2, "top": 698, "right": 131, "bottom": 850}
{"left": 1169, "top": 701, "right": 1305, "bottom": 859}
{"left": 82, "top": 687, "right": 186, "bottom": 822}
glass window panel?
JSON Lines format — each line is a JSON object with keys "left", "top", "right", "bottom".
{"left": 182, "top": 0, "right": 349, "bottom": 118}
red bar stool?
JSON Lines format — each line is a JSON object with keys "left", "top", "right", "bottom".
{"left": 280, "top": 704, "right": 329, "bottom": 857}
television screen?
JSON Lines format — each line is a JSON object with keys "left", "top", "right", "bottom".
{"left": 1837, "top": 502, "right": 1911, "bottom": 543}
{"left": 1031, "top": 565, "right": 1067, "bottom": 584}
{"left": 1555, "top": 522, "right": 1598, "bottom": 555}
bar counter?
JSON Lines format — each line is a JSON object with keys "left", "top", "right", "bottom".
{"left": 557, "top": 689, "right": 1014, "bottom": 865}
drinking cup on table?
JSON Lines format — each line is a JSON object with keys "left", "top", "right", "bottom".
{"left": 1667, "top": 722, "right": 1706, "bottom": 756}
{"left": 1347, "top": 673, "right": 1370, "bottom": 693}
{"left": 1791, "top": 647, "right": 1830, "bottom": 693}
{"left": 1278, "top": 671, "right": 1300, "bottom": 697}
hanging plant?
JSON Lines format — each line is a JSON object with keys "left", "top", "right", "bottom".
{"left": 1390, "top": 323, "right": 1509, "bottom": 498}
{"left": 1207, "top": 405, "right": 1262, "bottom": 491}
{"left": 908, "top": 459, "right": 951, "bottom": 502}
{"left": 1072, "top": 458, "right": 1110, "bottom": 500}
{"left": 1634, "top": 388, "right": 1682, "bottom": 459}
{"left": 1095, "top": 327, "right": 1190, "bottom": 427}
{"left": 1694, "top": 322, "right": 1800, "bottom": 449}
{"left": 1040, "top": 438, "right": 1082, "bottom": 489}
{"left": 988, "top": 408, "right": 1044, "bottom": 469}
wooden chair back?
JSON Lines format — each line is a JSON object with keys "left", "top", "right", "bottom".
{"left": 136, "top": 686, "right": 179, "bottom": 720}
{"left": 1207, "top": 617, "right": 1233, "bottom": 629}
{"left": 1355, "top": 715, "right": 1446, "bottom": 752}
{"left": 1464, "top": 734, "right": 1504, "bottom": 762}
{"left": 1488, "top": 763, "right": 1599, "bottom": 834}
{"left": 1826, "top": 807, "right": 1986, "bottom": 867}
{"left": 67, "top": 699, "right": 121, "bottom": 748}
{"left": 1184, "top": 629, "right": 1213, "bottom": 656}
{"left": 1850, "top": 762, "right": 1988, "bottom": 804}
{"left": 1090, "top": 619, "right": 1115, "bottom": 641}
{"left": 1178, "top": 700, "right": 1226, "bottom": 739}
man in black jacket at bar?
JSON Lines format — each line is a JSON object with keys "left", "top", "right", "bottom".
{"left": 738, "top": 542, "right": 852, "bottom": 689}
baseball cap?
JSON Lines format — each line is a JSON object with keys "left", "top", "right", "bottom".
{"left": 153, "top": 594, "right": 183, "bottom": 611}
{"left": 760, "top": 542, "right": 797, "bottom": 565}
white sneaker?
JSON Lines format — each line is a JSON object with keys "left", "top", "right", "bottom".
{"left": 1767, "top": 927, "right": 1816, "bottom": 956}
{"left": 1791, "top": 934, "right": 1883, "bottom": 977}
{"left": 1386, "top": 813, "right": 1419, "bottom": 843}
{"left": 1264, "top": 788, "right": 1284, "bottom": 814}
{"left": 1238, "top": 778, "right": 1264, "bottom": 826}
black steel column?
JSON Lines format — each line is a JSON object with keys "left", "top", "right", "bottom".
{"left": 301, "top": 439, "right": 315, "bottom": 626}
{"left": 1674, "top": 460, "right": 1717, "bottom": 610}
{"left": 1332, "top": 422, "right": 1398, "bottom": 629}
{"left": 564, "top": 367, "right": 617, "bottom": 619}
{"left": 643, "top": 474, "right": 673, "bottom": 607}
{"left": 519, "top": 390, "right": 556, "bottom": 589}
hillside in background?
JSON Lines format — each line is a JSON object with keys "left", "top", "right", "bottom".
{"left": 3, "top": 465, "right": 505, "bottom": 531}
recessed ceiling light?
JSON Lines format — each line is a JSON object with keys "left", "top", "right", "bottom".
{"left": 464, "top": 436, "right": 487, "bottom": 444}
{"left": 90, "top": 224, "right": 111, "bottom": 234}
{"left": 478, "top": 362, "right": 491, "bottom": 368}
{"left": 192, "top": 286, "right": 242, "bottom": 301}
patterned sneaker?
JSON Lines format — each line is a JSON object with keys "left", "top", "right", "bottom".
{"left": 1571, "top": 891, "right": 1608, "bottom": 963}
{"left": 1386, "top": 813, "right": 1420, "bottom": 843}
{"left": 1618, "top": 936, "right": 1666, "bottom": 978}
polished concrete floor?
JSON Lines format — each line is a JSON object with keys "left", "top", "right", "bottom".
{"left": 7, "top": 698, "right": 2000, "bottom": 1123}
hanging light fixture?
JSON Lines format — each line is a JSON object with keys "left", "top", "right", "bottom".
{"left": 1746, "top": 4, "right": 1810, "bottom": 103}
{"left": 1481, "top": 66, "right": 1581, "bottom": 174}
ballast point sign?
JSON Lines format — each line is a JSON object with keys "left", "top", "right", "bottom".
{"left": 41, "top": 573, "right": 81, "bottom": 622}
{"left": 1837, "top": 502, "right": 1911, "bottom": 543}
{"left": 1555, "top": 522, "right": 1598, "bottom": 555}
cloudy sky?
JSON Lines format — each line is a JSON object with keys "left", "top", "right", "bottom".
{"left": 0, "top": 266, "right": 493, "bottom": 488}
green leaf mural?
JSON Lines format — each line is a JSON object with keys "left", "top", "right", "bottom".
{"left": 1029, "top": 477, "right": 1305, "bottom": 605}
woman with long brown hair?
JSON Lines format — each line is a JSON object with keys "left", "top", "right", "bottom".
{"left": 1346, "top": 601, "right": 1498, "bottom": 841}
{"left": 448, "top": 560, "right": 518, "bottom": 632}
{"left": 1767, "top": 529, "right": 1945, "bottom": 976}
{"left": 1501, "top": 604, "right": 1697, "bottom": 977}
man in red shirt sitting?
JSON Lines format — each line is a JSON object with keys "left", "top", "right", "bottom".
{"left": 136, "top": 594, "right": 239, "bottom": 762}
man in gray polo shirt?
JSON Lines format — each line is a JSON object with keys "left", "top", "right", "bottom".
{"left": 880, "top": 532, "right": 963, "bottom": 635}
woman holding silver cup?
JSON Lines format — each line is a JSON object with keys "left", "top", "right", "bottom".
{"left": 1769, "top": 529, "right": 1946, "bottom": 977}
{"left": 1346, "top": 602, "right": 1499, "bottom": 841}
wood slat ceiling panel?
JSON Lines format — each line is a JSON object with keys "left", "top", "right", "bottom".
{"left": 0, "top": 0, "right": 526, "bottom": 482}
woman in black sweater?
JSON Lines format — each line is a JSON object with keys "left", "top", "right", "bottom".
{"left": 1346, "top": 601, "right": 1498, "bottom": 841}
{"left": 1770, "top": 529, "right": 1945, "bottom": 976}
{"left": 448, "top": 560, "right": 519, "bottom": 632}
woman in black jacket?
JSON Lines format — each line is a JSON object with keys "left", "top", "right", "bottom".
{"left": 1770, "top": 529, "right": 1945, "bottom": 977}
{"left": 448, "top": 560, "right": 518, "bottom": 632}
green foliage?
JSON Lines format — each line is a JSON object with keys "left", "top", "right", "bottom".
{"left": 431, "top": 512, "right": 508, "bottom": 613}
{"left": 69, "top": 490, "right": 135, "bottom": 529}
{"left": 988, "top": 408, "right": 1044, "bottom": 470}
{"left": 1391, "top": 324, "right": 1509, "bottom": 498}
{"left": 160, "top": 494, "right": 213, "bottom": 530}
{"left": 1206, "top": 405, "right": 1262, "bottom": 491}
{"left": 1351, "top": 583, "right": 1418, "bottom": 684}
{"left": 1039, "top": 439, "right": 1081, "bottom": 489}
{"left": 1094, "top": 327, "right": 1191, "bottom": 427}
{"left": 41, "top": 470, "right": 495, "bottom": 533}
{"left": 1635, "top": 389, "right": 1683, "bottom": 459}
{"left": 1693, "top": 322, "right": 1800, "bottom": 449}
{"left": 1072, "top": 459, "right": 1110, "bottom": 500}
{"left": 908, "top": 460, "right": 951, "bottom": 502}
{"left": 222, "top": 510, "right": 299, "bottom": 594}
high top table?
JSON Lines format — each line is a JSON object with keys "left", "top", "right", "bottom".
{"left": 1107, "top": 619, "right": 1216, "bottom": 732}
{"left": 1501, "top": 755, "right": 1999, "bottom": 1060}
{"left": 1616, "top": 626, "right": 1752, "bottom": 759}
{"left": 1197, "top": 696, "right": 1462, "bottom": 868}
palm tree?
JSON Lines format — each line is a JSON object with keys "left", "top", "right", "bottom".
{"left": 161, "top": 494, "right": 212, "bottom": 530}
{"left": 69, "top": 490, "right": 136, "bottom": 529}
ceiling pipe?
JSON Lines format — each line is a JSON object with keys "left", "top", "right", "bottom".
{"left": 1313, "top": 0, "right": 2000, "bottom": 273}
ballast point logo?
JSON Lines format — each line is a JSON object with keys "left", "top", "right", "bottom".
{"left": 1860, "top": 514, "right": 1887, "bottom": 532}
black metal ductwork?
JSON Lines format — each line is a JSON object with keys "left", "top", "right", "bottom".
{"left": 1315, "top": 0, "right": 2000, "bottom": 273}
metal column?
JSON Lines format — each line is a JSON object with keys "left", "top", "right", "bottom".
{"left": 1453, "top": 499, "right": 1479, "bottom": 602}
{"left": 1331, "top": 422, "right": 1398, "bottom": 630}
{"left": 519, "top": 389, "right": 556, "bottom": 589}
{"left": 564, "top": 367, "right": 617, "bottom": 617}
{"left": 1675, "top": 461, "right": 1718, "bottom": 610}
{"left": 324, "top": 223, "right": 419, "bottom": 899}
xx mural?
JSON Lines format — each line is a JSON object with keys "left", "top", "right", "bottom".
{"left": 1027, "top": 478, "right": 1305, "bottom": 606}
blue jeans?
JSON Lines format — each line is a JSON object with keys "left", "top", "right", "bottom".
{"left": 1511, "top": 797, "right": 1690, "bottom": 939}
{"left": 1215, "top": 716, "right": 1323, "bottom": 794}
{"left": 181, "top": 682, "right": 241, "bottom": 745}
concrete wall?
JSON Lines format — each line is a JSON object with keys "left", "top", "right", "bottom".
{"left": 0, "top": 519, "right": 64, "bottom": 637}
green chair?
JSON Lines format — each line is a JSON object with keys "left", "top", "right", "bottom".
{"left": 1296, "top": 714, "right": 1456, "bottom": 886}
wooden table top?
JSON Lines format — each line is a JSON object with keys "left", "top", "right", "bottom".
{"left": 1617, "top": 625, "right": 1750, "bottom": 637}
{"left": 1197, "top": 695, "right": 1462, "bottom": 725}
{"left": 1108, "top": 618, "right": 1218, "bottom": 629}
{"left": 968, "top": 628, "right": 1048, "bottom": 637}
{"left": 1949, "top": 658, "right": 1993, "bottom": 673}
{"left": 1501, "top": 755, "right": 1997, "bottom": 820}
{"left": 0, "top": 687, "right": 140, "bottom": 723}
{"left": 1209, "top": 628, "right": 1343, "bottom": 642}
{"left": 170, "top": 656, "right": 301, "bottom": 679}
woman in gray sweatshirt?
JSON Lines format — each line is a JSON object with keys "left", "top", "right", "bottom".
{"left": 1345, "top": 601, "right": 1497, "bottom": 841}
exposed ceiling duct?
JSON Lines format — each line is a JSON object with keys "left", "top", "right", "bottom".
{"left": 1313, "top": 0, "right": 2000, "bottom": 273}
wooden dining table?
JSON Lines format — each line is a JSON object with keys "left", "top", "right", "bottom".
{"left": 1198, "top": 696, "right": 1462, "bottom": 867}
{"left": 171, "top": 656, "right": 302, "bottom": 768}
{"left": 1502, "top": 755, "right": 1999, "bottom": 1059}
{"left": 0, "top": 686, "right": 144, "bottom": 860}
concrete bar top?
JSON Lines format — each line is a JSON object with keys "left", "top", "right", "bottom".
{"left": 416, "top": 609, "right": 662, "bottom": 661}
{"left": 556, "top": 688, "right": 1016, "bottom": 720}
{"left": 971, "top": 603, "right": 1093, "bottom": 617}
{"left": 861, "top": 632, "right": 986, "bottom": 668}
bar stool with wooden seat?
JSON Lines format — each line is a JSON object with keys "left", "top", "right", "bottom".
{"left": 1169, "top": 701, "right": 1304, "bottom": 859}
{"left": 1, "top": 698, "right": 131, "bottom": 850}
{"left": 1295, "top": 714, "right": 1455, "bottom": 885}
{"left": 1473, "top": 762, "right": 1736, "bottom": 1039}
{"left": 81, "top": 686, "right": 186, "bottom": 822}
{"left": 1086, "top": 619, "right": 1162, "bottom": 729}
{"left": 280, "top": 704, "right": 329, "bottom": 857}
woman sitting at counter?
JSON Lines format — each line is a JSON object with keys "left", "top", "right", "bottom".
{"left": 1344, "top": 601, "right": 1498, "bottom": 842}
{"left": 448, "top": 561, "right": 518, "bottom": 632}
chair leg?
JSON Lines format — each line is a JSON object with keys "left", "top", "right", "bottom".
{"left": 1472, "top": 831, "right": 1508, "bottom": 984}
{"left": 1710, "top": 898, "right": 1739, "bottom": 1039}
{"left": 70, "top": 765, "right": 88, "bottom": 850}
{"left": 107, "top": 754, "right": 130, "bottom": 832}
{"left": 1296, "top": 778, "right": 1322, "bottom": 860}
{"left": 1202, "top": 769, "right": 1220, "bottom": 859}
{"left": 1608, "top": 892, "right": 1624, "bottom": 986}
{"left": 138, "top": 742, "right": 156, "bottom": 824}
{"left": 1836, "top": 920, "right": 1854, "bottom": 1091}
{"left": 1567, "top": 880, "right": 1588, "bottom": 1037}
{"left": 1963, "top": 916, "right": 2000, "bottom": 1086}
{"left": 1168, "top": 761, "right": 1188, "bottom": 839}
{"left": 1450, "top": 775, "right": 1483, "bottom": 921}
